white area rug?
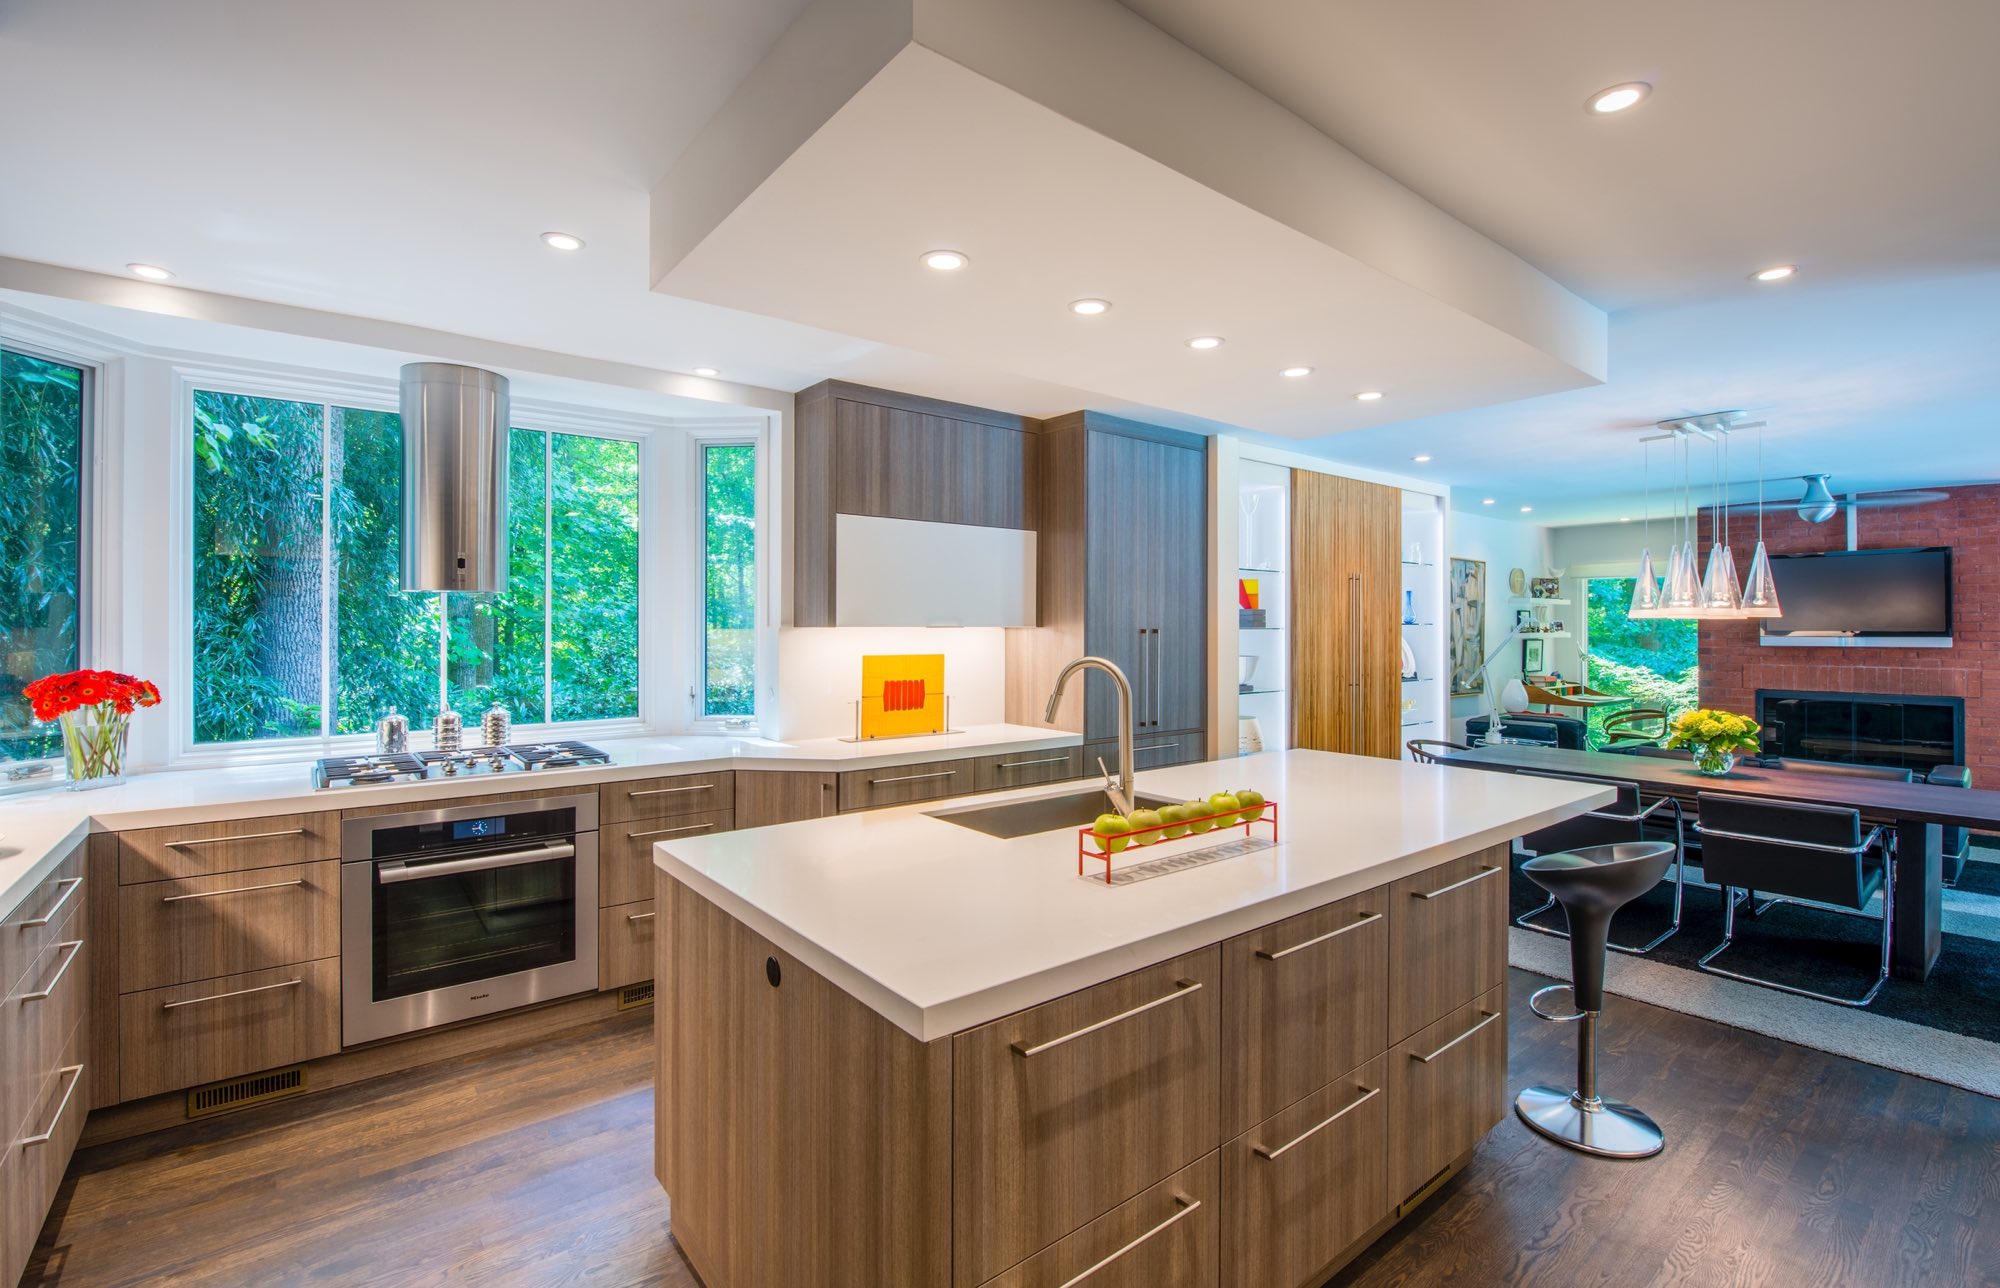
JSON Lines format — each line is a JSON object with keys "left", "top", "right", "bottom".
{"left": 1508, "top": 927, "right": 2000, "bottom": 1099}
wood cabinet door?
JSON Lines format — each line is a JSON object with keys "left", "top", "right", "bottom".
{"left": 1082, "top": 732, "right": 1206, "bottom": 779}
{"left": 601, "top": 771, "right": 734, "bottom": 824}
{"left": 600, "top": 811, "right": 734, "bottom": 906}
{"left": 1388, "top": 986, "right": 1508, "bottom": 1206}
{"left": 973, "top": 747, "right": 1084, "bottom": 793}
{"left": 1223, "top": 1056, "right": 1390, "bottom": 1288}
{"left": 837, "top": 758, "right": 974, "bottom": 811}
{"left": 120, "top": 957, "right": 340, "bottom": 1102}
{"left": 833, "top": 399, "right": 1032, "bottom": 530}
{"left": 982, "top": 1152, "right": 1219, "bottom": 1288}
{"left": 734, "top": 771, "right": 838, "bottom": 828}
{"left": 1152, "top": 439, "right": 1210, "bottom": 736}
{"left": 1083, "top": 430, "right": 1155, "bottom": 740}
{"left": 599, "top": 900, "right": 655, "bottom": 990}
{"left": 118, "top": 860, "right": 339, "bottom": 994}
{"left": 1221, "top": 890, "right": 1389, "bottom": 1139}
{"left": 1291, "top": 470, "right": 1400, "bottom": 757}
{"left": 116, "top": 812, "right": 339, "bottom": 884}
{"left": 953, "top": 946, "right": 1221, "bottom": 1287}
{"left": 1386, "top": 846, "right": 1508, "bottom": 1045}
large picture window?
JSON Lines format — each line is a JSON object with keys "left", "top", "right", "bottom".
{"left": 0, "top": 347, "right": 87, "bottom": 762}
{"left": 191, "top": 387, "right": 640, "bottom": 745}
{"left": 701, "top": 442, "right": 756, "bottom": 719}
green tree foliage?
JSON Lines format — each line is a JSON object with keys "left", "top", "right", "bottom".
{"left": 1582, "top": 578, "right": 1699, "bottom": 742}
{"left": 0, "top": 349, "right": 83, "bottom": 761}
{"left": 702, "top": 443, "right": 756, "bottom": 717}
{"left": 332, "top": 406, "right": 441, "bottom": 733}
{"left": 551, "top": 433, "right": 640, "bottom": 721}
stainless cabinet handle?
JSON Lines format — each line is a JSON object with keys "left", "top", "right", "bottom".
{"left": 1255, "top": 911, "right": 1383, "bottom": 961}
{"left": 1057, "top": 1195, "right": 1201, "bottom": 1288}
{"left": 19, "top": 1064, "right": 83, "bottom": 1148}
{"left": 628, "top": 783, "right": 714, "bottom": 798}
{"left": 627, "top": 911, "right": 656, "bottom": 922}
{"left": 867, "top": 769, "right": 958, "bottom": 786}
{"left": 378, "top": 842, "right": 575, "bottom": 884}
{"left": 17, "top": 877, "right": 83, "bottom": 929}
{"left": 18, "top": 940, "right": 82, "bottom": 1003}
{"left": 1152, "top": 627, "right": 1164, "bottom": 729}
{"left": 162, "top": 878, "right": 306, "bottom": 903}
{"left": 1136, "top": 628, "right": 1150, "bottom": 730}
{"left": 627, "top": 821, "right": 716, "bottom": 840}
{"left": 1134, "top": 740, "right": 1178, "bottom": 753}
{"left": 166, "top": 827, "right": 307, "bottom": 848}
{"left": 1253, "top": 1084, "right": 1381, "bottom": 1160}
{"left": 1349, "top": 574, "right": 1364, "bottom": 751}
{"left": 999, "top": 755, "right": 1072, "bottom": 771}
{"left": 162, "top": 977, "right": 302, "bottom": 1011}
{"left": 1012, "top": 979, "right": 1203, "bottom": 1057}
{"left": 1410, "top": 1011, "right": 1500, "bottom": 1063}
{"left": 1410, "top": 866, "right": 1501, "bottom": 900}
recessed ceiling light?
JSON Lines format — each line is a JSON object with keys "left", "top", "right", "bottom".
{"left": 541, "top": 231, "right": 585, "bottom": 252}
{"left": 1070, "top": 298, "right": 1111, "bottom": 316}
{"left": 1520, "top": 505, "right": 1534, "bottom": 513}
{"left": 1751, "top": 264, "right": 1797, "bottom": 282}
{"left": 1279, "top": 366, "right": 1313, "bottom": 379}
{"left": 1355, "top": 390, "right": 1384, "bottom": 402}
{"left": 1587, "top": 82, "right": 1651, "bottom": 114}
{"left": 921, "top": 249, "right": 968, "bottom": 271}
{"left": 1482, "top": 497, "right": 1496, "bottom": 505}
{"left": 693, "top": 367, "right": 720, "bottom": 377}
{"left": 1187, "top": 336, "right": 1224, "bottom": 350}
{"left": 127, "top": 263, "right": 174, "bottom": 281}
{"left": 1412, "top": 454, "right": 1432, "bottom": 463}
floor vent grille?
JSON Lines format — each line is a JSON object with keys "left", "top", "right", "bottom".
{"left": 617, "top": 980, "right": 655, "bottom": 1010}
{"left": 187, "top": 1065, "right": 307, "bottom": 1119}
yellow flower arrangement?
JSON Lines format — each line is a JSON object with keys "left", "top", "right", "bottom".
{"left": 1664, "top": 708, "right": 1760, "bottom": 774}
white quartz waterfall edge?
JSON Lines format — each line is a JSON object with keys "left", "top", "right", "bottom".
{"left": 1508, "top": 928, "right": 2000, "bottom": 1099}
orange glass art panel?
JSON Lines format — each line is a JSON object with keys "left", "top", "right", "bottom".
{"left": 859, "top": 654, "right": 947, "bottom": 739}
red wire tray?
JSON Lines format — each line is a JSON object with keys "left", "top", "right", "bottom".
{"left": 1076, "top": 801, "right": 1279, "bottom": 884}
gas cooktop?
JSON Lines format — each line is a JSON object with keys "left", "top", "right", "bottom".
{"left": 312, "top": 740, "right": 612, "bottom": 789}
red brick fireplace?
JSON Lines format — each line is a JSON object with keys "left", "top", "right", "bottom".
{"left": 1698, "top": 485, "right": 1998, "bottom": 784}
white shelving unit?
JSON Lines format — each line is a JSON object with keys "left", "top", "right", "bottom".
{"left": 1400, "top": 493, "right": 1448, "bottom": 746}
{"left": 1233, "top": 460, "right": 1291, "bottom": 754}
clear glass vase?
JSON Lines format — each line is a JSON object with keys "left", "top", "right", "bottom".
{"left": 59, "top": 703, "right": 130, "bottom": 791}
{"left": 1690, "top": 744, "right": 1737, "bottom": 777}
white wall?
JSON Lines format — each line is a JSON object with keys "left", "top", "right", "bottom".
{"left": 773, "top": 627, "right": 1010, "bottom": 740}
{"left": 1444, "top": 510, "right": 1551, "bottom": 740}
{"left": 1550, "top": 521, "right": 1653, "bottom": 577}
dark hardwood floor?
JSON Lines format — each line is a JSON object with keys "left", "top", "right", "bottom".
{"left": 25, "top": 970, "right": 2000, "bottom": 1287}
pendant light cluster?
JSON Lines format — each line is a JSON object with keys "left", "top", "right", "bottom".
{"left": 1628, "top": 412, "right": 1782, "bottom": 621}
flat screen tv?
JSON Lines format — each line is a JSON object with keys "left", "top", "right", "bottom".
{"left": 1760, "top": 546, "right": 1952, "bottom": 644}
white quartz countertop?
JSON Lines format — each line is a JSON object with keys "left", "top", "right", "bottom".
{"left": 0, "top": 724, "right": 1078, "bottom": 918}
{"left": 652, "top": 749, "right": 1613, "bottom": 1041}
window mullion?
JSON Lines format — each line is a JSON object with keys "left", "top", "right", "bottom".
{"left": 319, "top": 402, "right": 333, "bottom": 741}
{"left": 543, "top": 430, "right": 554, "bottom": 726}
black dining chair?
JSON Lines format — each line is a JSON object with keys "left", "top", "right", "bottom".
{"left": 1693, "top": 792, "right": 1896, "bottom": 1007}
{"left": 1405, "top": 738, "right": 1470, "bottom": 764}
{"left": 1513, "top": 770, "right": 1685, "bottom": 954}
{"left": 1599, "top": 707, "right": 1669, "bottom": 748}
{"left": 1926, "top": 764, "right": 1973, "bottom": 886}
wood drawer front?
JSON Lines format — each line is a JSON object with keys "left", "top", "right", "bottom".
{"left": 119, "top": 956, "right": 340, "bottom": 1102}
{"left": 117, "top": 811, "right": 338, "bottom": 884}
{"left": 1082, "top": 732, "right": 1205, "bottom": 778}
{"left": 601, "top": 811, "right": 734, "bottom": 906}
{"left": 4, "top": 919, "right": 88, "bottom": 1152}
{"left": 599, "top": 899, "right": 655, "bottom": 991}
{"left": 2, "top": 846, "right": 85, "bottom": 999}
{"left": 953, "top": 946, "right": 1221, "bottom": 1288}
{"left": 974, "top": 747, "right": 1084, "bottom": 794}
{"left": 1386, "top": 846, "right": 1507, "bottom": 1045}
{"left": 119, "top": 860, "right": 339, "bottom": 995}
{"left": 734, "top": 770, "right": 837, "bottom": 828}
{"left": 838, "top": 758, "right": 973, "bottom": 812}
{"left": 1222, "top": 1056, "right": 1390, "bottom": 1288}
{"left": 982, "top": 1152, "right": 1219, "bottom": 1288}
{"left": 1387, "top": 986, "right": 1507, "bottom": 1206}
{"left": 1221, "top": 890, "right": 1389, "bottom": 1138}
{"left": 602, "top": 772, "right": 734, "bottom": 825}
{"left": 1, "top": 1019, "right": 87, "bottom": 1288}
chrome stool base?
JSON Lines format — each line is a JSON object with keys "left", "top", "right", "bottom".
{"left": 1514, "top": 1085, "right": 1665, "bottom": 1159}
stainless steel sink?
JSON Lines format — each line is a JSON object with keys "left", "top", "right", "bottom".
{"left": 927, "top": 788, "right": 1180, "bottom": 840}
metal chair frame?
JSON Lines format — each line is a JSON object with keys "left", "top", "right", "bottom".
{"left": 1405, "top": 739, "right": 1469, "bottom": 765}
{"left": 1513, "top": 777, "right": 1687, "bottom": 955}
{"left": 1692, "top": 820, "right": 1895, "bottom": 1008}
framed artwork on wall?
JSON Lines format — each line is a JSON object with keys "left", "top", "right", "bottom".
{"left": 1521, "top": 636, "right": 1546, "bottom": 674}
{"left": 1449, "top": 556, "right": 1486, "bottom": 696}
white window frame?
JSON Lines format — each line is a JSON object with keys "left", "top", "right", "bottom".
{"left": 681, "top": 421, "right": 770, "bottom": 734}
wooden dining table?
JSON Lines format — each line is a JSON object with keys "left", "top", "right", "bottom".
{"left": 1440, "top": 743, "right": 2000, "bottom": 981}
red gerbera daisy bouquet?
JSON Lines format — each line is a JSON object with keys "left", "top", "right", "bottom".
{"left": 23, "top": 669, "right": 161, "bottom": 790}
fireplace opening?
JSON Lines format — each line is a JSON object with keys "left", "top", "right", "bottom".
{"left": 1755, "top": 689, "right": 1964, "bottom": 773}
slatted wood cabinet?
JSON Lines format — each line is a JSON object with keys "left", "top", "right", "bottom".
{"left": 1290, "top": 470, "right": 1402, "bottom": 758}
{"left": 656, "top": 840, "right": 1511, "bottom": 1288}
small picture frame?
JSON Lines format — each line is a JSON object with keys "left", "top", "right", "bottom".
{"left": 1521, "top": 637, "right": 1546, "bottom": 673}
{"left": 1515, "top": 608, "right": 1536, "bottom": 631}
{"left": 1530, "top": 576, "right": 1562, "bottom": 600}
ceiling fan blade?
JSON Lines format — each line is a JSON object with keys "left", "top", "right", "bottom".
{"left": 1839, "top": 490, "right": 1951, "bottom": 509}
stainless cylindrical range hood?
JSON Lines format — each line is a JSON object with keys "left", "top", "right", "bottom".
{"left": 399, "top": 362, "right": 511, "bottom": 593}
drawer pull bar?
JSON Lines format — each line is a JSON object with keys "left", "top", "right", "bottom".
{"left": 627, "top": 911, "right": 656, "bottom": 922}
{"left": 628, "top": 784, "right": 714, "bottom": 798}
{"left": 627, "top": 821, "right": 717, "bottom": 840}
{"left": 1133, "top": 741, "right": 1178, "bottom": 752}
{"left": 999, "top": 755, "right": 1072, "bottom": 770}
{"left": 166, "top": 828, "right": 307, "bottom": 848}
{"left": 1256, "top": 911, "right": 1384, "bottom": 961}
{"left": 1410, "top": 866, "right": 1501, "bottom": 900}
{"left": 19, "top": 1065, "right": 84, "bottom": 1148}
{"left": 17, "top": 877, "right": 83, "bottom": 929}
{"left": 19, "top": 940, "right": 83, "bottom": 1002}
{"left": 162, "top": 878, "right": 306, "bottom": 903}
{"left": 1253, "top": 1084, "right": 1382, "bottom": 1160}
{"left": 1011, "top": 979, "right": 1203, "bottom": 1057}
{"left": 1057, "top": 1195, "right": 1200, "bottom": 1288}
{"left": 867, "top": 769, "right": 959, "bottom": 786}
{"left": 162, "top": 977, "right": 303, "bottom": 1011}
{"left": 1410, "top": 1011, "right": 1501, "bottom": 1063}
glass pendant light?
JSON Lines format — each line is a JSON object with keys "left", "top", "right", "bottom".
{"left": 1628, "top": 439, "right": 1664, "bottom": 618}
{"left": 1695, "top": 435, "right": 1744, "bottom": 616}
{"left": 1657, "top": 437, "right": 1702, "bottom": 615}
{"left": 1740, "top": 421, "right": 1783, "bottom": 617}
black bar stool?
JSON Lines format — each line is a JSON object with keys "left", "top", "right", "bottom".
{"left": 1515, "top": 841, "right": 1675, "bottom": 1159}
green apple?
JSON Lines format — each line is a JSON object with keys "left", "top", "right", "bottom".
{"left": 1233, "top": 788, "right": 1266, "bottom": 824}
{"left": 1183, "top": 801, "right": 1216, "bottom": 833}
{"left": 1207, "top": 792, "right": 1242, "bottom": 824}
{"left": 1127, "top": 809, "right": 1164, "bottom": 844}
{"left": 1092, "top": 813, "right": 1133, "bottom": 854}
{"left": 1158, "top": 803, "right": 1190, "bottom": 838}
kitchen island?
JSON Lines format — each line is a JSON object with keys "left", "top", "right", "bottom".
{"left": 651, "top": 749, "right": 1610, "bottom": 1288}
